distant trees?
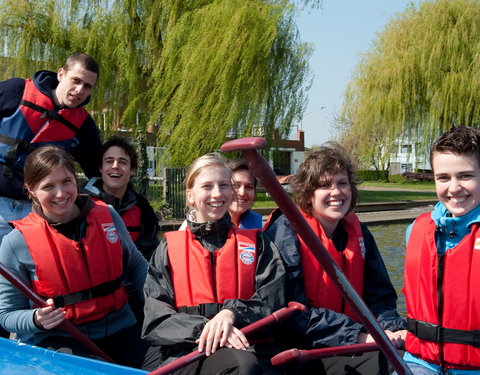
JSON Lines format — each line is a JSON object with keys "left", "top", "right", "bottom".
{"left": 337, "top": 0, "right": 480, "bottom": 167}
{"left": 0, "top": 0, "right": 315, "bottom": 165}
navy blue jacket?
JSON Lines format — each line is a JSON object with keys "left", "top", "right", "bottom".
{"left": 0, "top": 70, "right": 102, "bottom": 199}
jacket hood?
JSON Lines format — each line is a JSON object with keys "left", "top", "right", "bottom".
{"left": 33, "top": 70, "right": 91, "bottom": 108}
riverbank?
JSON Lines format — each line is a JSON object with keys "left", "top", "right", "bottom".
{"left": 159, "top": 200, "right": 437, "bottom": 231}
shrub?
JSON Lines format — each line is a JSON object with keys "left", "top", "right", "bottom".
{"left": 356, "top": 170, "right": 388, "bottom": 182}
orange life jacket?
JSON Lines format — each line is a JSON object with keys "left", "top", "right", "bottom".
{"left": 165, "top": 227, "right": 258, "bottom": 316}
{"left": 0, "top": 79, "right": 88, "bottom": 176}
{"left": 298, "top": 210, "right": 365, "bottom": 321}
{"left": 404, "top": 213, "right": 480, "bottom": 369}
{"left": 121, "top": 205, "right": 141, "bottom": 242}
{"left": 12, "top": 200, "right": 128, "bottom": 325}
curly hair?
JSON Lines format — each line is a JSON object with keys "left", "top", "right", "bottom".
{"left": 291, "top": 142, "right": 358, "bottom": 216}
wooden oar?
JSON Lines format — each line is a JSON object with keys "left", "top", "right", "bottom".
{"left": 0, "top": 261, "right": 115, "bottom": 363}
{"left": 147, "top": 302, "right": 307, "bottom": 375}
{"left": 220, "top": 137, "right": 412, "bottom": 375}
{"left": 271, "top": 343, "right": 380, "bottom": 366}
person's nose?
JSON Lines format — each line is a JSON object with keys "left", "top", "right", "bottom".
{"left": 111, "top": 160, "right": 119, "bottom": 169}
{"left": 236, "top": 186, "right": 246, "bottom": 197}
{"left": 211, "top": 184, "right": 222, "bottom": 197}
{"left": 449, "top": 178, "right": 462, "bottom": 193}
{"left": 55, "top": 186, "right": 67, "bottom": 198}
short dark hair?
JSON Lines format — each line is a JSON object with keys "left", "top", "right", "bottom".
{"left": 64, "top": 53, "right": 99, "bottom": 78}
{"left": 291, "top": 142, "right": 358, "bottom": 216}
{"left": 430, "top": 126, "right": 480, "bottom": 170}
{"left": 227, "top": 158, "right": 257, "bottom": 188}
{"left": 101, "top": 136, "right": 138, "bottom": 171}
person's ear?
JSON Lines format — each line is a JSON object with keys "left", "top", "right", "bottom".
{"left": 186, "top": 189, "right": 195, "bottom": 206}
{"left": 57, "top": 67, "right": 66, "bottom": 82}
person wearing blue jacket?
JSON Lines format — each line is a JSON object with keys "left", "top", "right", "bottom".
{"left": 0, "top": 146, "right": 160, "bottom": 370}
{"left": 0, "top": 53, "right": 103, "bottom": 243}
{"left": 227, "top": 158, "right": 263, "bottom": 229}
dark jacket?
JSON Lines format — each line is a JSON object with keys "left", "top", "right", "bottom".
{"left": 83, "top": 177, "right": 160, "bottom": 260}
{"left": 142, "top": 214, "right": 286, "bottom": 362}
{"left": 0, "top": 71, "right": 102, "bottom": 199}
{"left": 264, "top": 211, "right": 406, "bottom": 348}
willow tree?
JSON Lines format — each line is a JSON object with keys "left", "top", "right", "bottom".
{"left": 0, "top": 0, "right": 313, "bottom": 166}
{"left": 338, "top": 0, "right": 480, "bottom": 165}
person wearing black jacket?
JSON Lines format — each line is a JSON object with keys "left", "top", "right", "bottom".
{"left": 143, "top": 153, "right": 285, "bottom": 374}
{"left": 264, "top": 142, "right": 406, "bottom": 374}
{"left": 83, "top": 136, "right": 159, "bottom": 261}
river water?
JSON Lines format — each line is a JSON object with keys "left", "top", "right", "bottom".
{"left": 369, "top": 222, "right": 409, "bottom": 317}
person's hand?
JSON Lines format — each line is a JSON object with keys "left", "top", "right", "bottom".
{"left": 358, "top": 329, "right": 406, "bottom": 349}
{"left": 34, "top": 298, "right": 65, "bottom": 330}
{"left": 196, "top": 309, "right": 249, "bottom": 356}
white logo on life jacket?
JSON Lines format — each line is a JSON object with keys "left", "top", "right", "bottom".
{"left": 238, "top": 241, "right": 256, "bottom": 265}
{"left": 358, "top": 237, "right": 366, "bottom": 259}
{"left": 474, "top": 238, "right": 480, "bottom": 250}
{"left": 102, "top": 223, "right": 119, "bottom": 244}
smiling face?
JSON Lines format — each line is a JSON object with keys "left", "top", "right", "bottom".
{"left": 100, "top": 146, "right": 135, "bottom": 199}
{"left": 186, "top": 165, "right": 233, "bottom": 223}
{"left": 310, "top": 170, "right": 352, "bottom": 237}
{"left": 229, "top": 170, "right": 256, "bottom": 224}
{"left": 54, "top": 63, "right": 97, "bottom": 108}
{"left": 432, "top": 152, "right": 480, "bottom": 217}
{"left": 28, "top": 167, "right": 78, "bottom": 223}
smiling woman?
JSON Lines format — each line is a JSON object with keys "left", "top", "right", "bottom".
{"left": 142, "top": 152, "right": 286, "bottom": 374}
{"left": 0, "top": 145, "right": 162, "bottom": 370}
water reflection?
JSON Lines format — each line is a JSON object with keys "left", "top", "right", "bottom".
{"left": 369, "top": 223, "right": 409, "bottom": 317}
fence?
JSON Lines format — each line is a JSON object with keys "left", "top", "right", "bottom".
{"left": 163, "top": 167, "right": 187, "bottom": 219}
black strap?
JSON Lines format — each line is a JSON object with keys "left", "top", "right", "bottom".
{"left": 407, "top": 318, "right": 480, "bottom": 348}
{"left": 126, "top": 225, "right": 141, "bottom": 233}
{"left": 178, "top": 303, "right": 223, "bottom": 318}
{"left": 51, "top": 278, "right": 123, "bottom": 308}
{"left": 20, "top": 99, "right": 80, "bottom": 134}
{"left": 0, "top": 135, "right": 38, "bottom": 178}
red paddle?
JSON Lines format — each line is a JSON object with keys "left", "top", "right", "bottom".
{"left": 271, "top": 342, "right": 380, "bottom": 366}
{"left": 0, "top": 261, "right": 115, "bottom": 363}
{"left": 147, "top": 302, "right": 307, "bottom": 375}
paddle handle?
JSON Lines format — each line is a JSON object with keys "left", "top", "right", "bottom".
{"left": 148, "top": 302, "right": 307, "bottom": 375}
{"left": 271, "top": 342, "right": 380, "bottom": 366}
{"left": 220, "top": 137, "right": 412, "bottom": 375}
{"left": 0, "top": 261, "right": 115, "bottom": 363}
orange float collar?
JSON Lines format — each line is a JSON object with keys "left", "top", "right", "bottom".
{"left": 404, "top": 213, "right": 480, "bottom": 369}
{"left": 12, "top": 200, "right": 128, "bottom": 325}
{"left": 165, "top": 227, "right": 259, "bottom": 317}
{"left": 298, "top": 210, "right": 365, "bottom": 321}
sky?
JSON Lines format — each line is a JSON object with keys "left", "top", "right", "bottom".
{"left": 295, "top": 0, "right": 424, "bottom": 147}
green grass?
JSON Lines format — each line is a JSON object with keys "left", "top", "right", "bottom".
{"left": 252, "top": 182, "right": 438, "bottom": 208}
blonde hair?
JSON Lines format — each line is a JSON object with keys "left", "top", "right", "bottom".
{"left": 184, "top": 153, "right": 232, "bottom": 209}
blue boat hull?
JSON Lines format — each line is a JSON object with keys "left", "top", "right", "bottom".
{"left": 0, "top": 337, "right": 148, "bottom": 374}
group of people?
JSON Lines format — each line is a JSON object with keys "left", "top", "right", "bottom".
{"left": 0, "top": 52, "right": 476, "bottom": 375}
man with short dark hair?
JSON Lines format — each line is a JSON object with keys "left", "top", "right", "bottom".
{"left": 0, "top": 53, "right": 102, "bottom": 240}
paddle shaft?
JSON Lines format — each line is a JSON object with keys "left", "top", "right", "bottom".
{"left": 271, "top": 343, "right": 380, "bottom": 366}
{"left": 220, "top": 137, "right": 412, "bottom": 375}
{"left": 0, "top": 261, "right": 115, "bottom": 363}
{"left": 148, "top": 302, "right": 308, "bottom": 375}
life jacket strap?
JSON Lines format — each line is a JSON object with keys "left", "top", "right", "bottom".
{"left": 178, "top": 303, "right": 223, "bottom": 319}
{"left": 20, "top": 100, "right": 80, "bottom": 134}
{"left": 407, "top": 318, "right": 480, "bottom": 348}
{"left": 50, "top": 278, "right": 123, "bottom": 308}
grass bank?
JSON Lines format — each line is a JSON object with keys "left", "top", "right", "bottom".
{"left": 253, "top": 181, "right": 437, "bottom": 208}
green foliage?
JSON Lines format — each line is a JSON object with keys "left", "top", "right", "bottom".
{"left": 388, "top": 174, "right": 407, "bottom": 184}
{"left": 0, "top": 0, "right": 313, "bottom": 166}
{"left": 356, "top": 170, "right": 388, "bottom": 182}
{"left": 338, "top": 0, "right": 480, "bottom": 165}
